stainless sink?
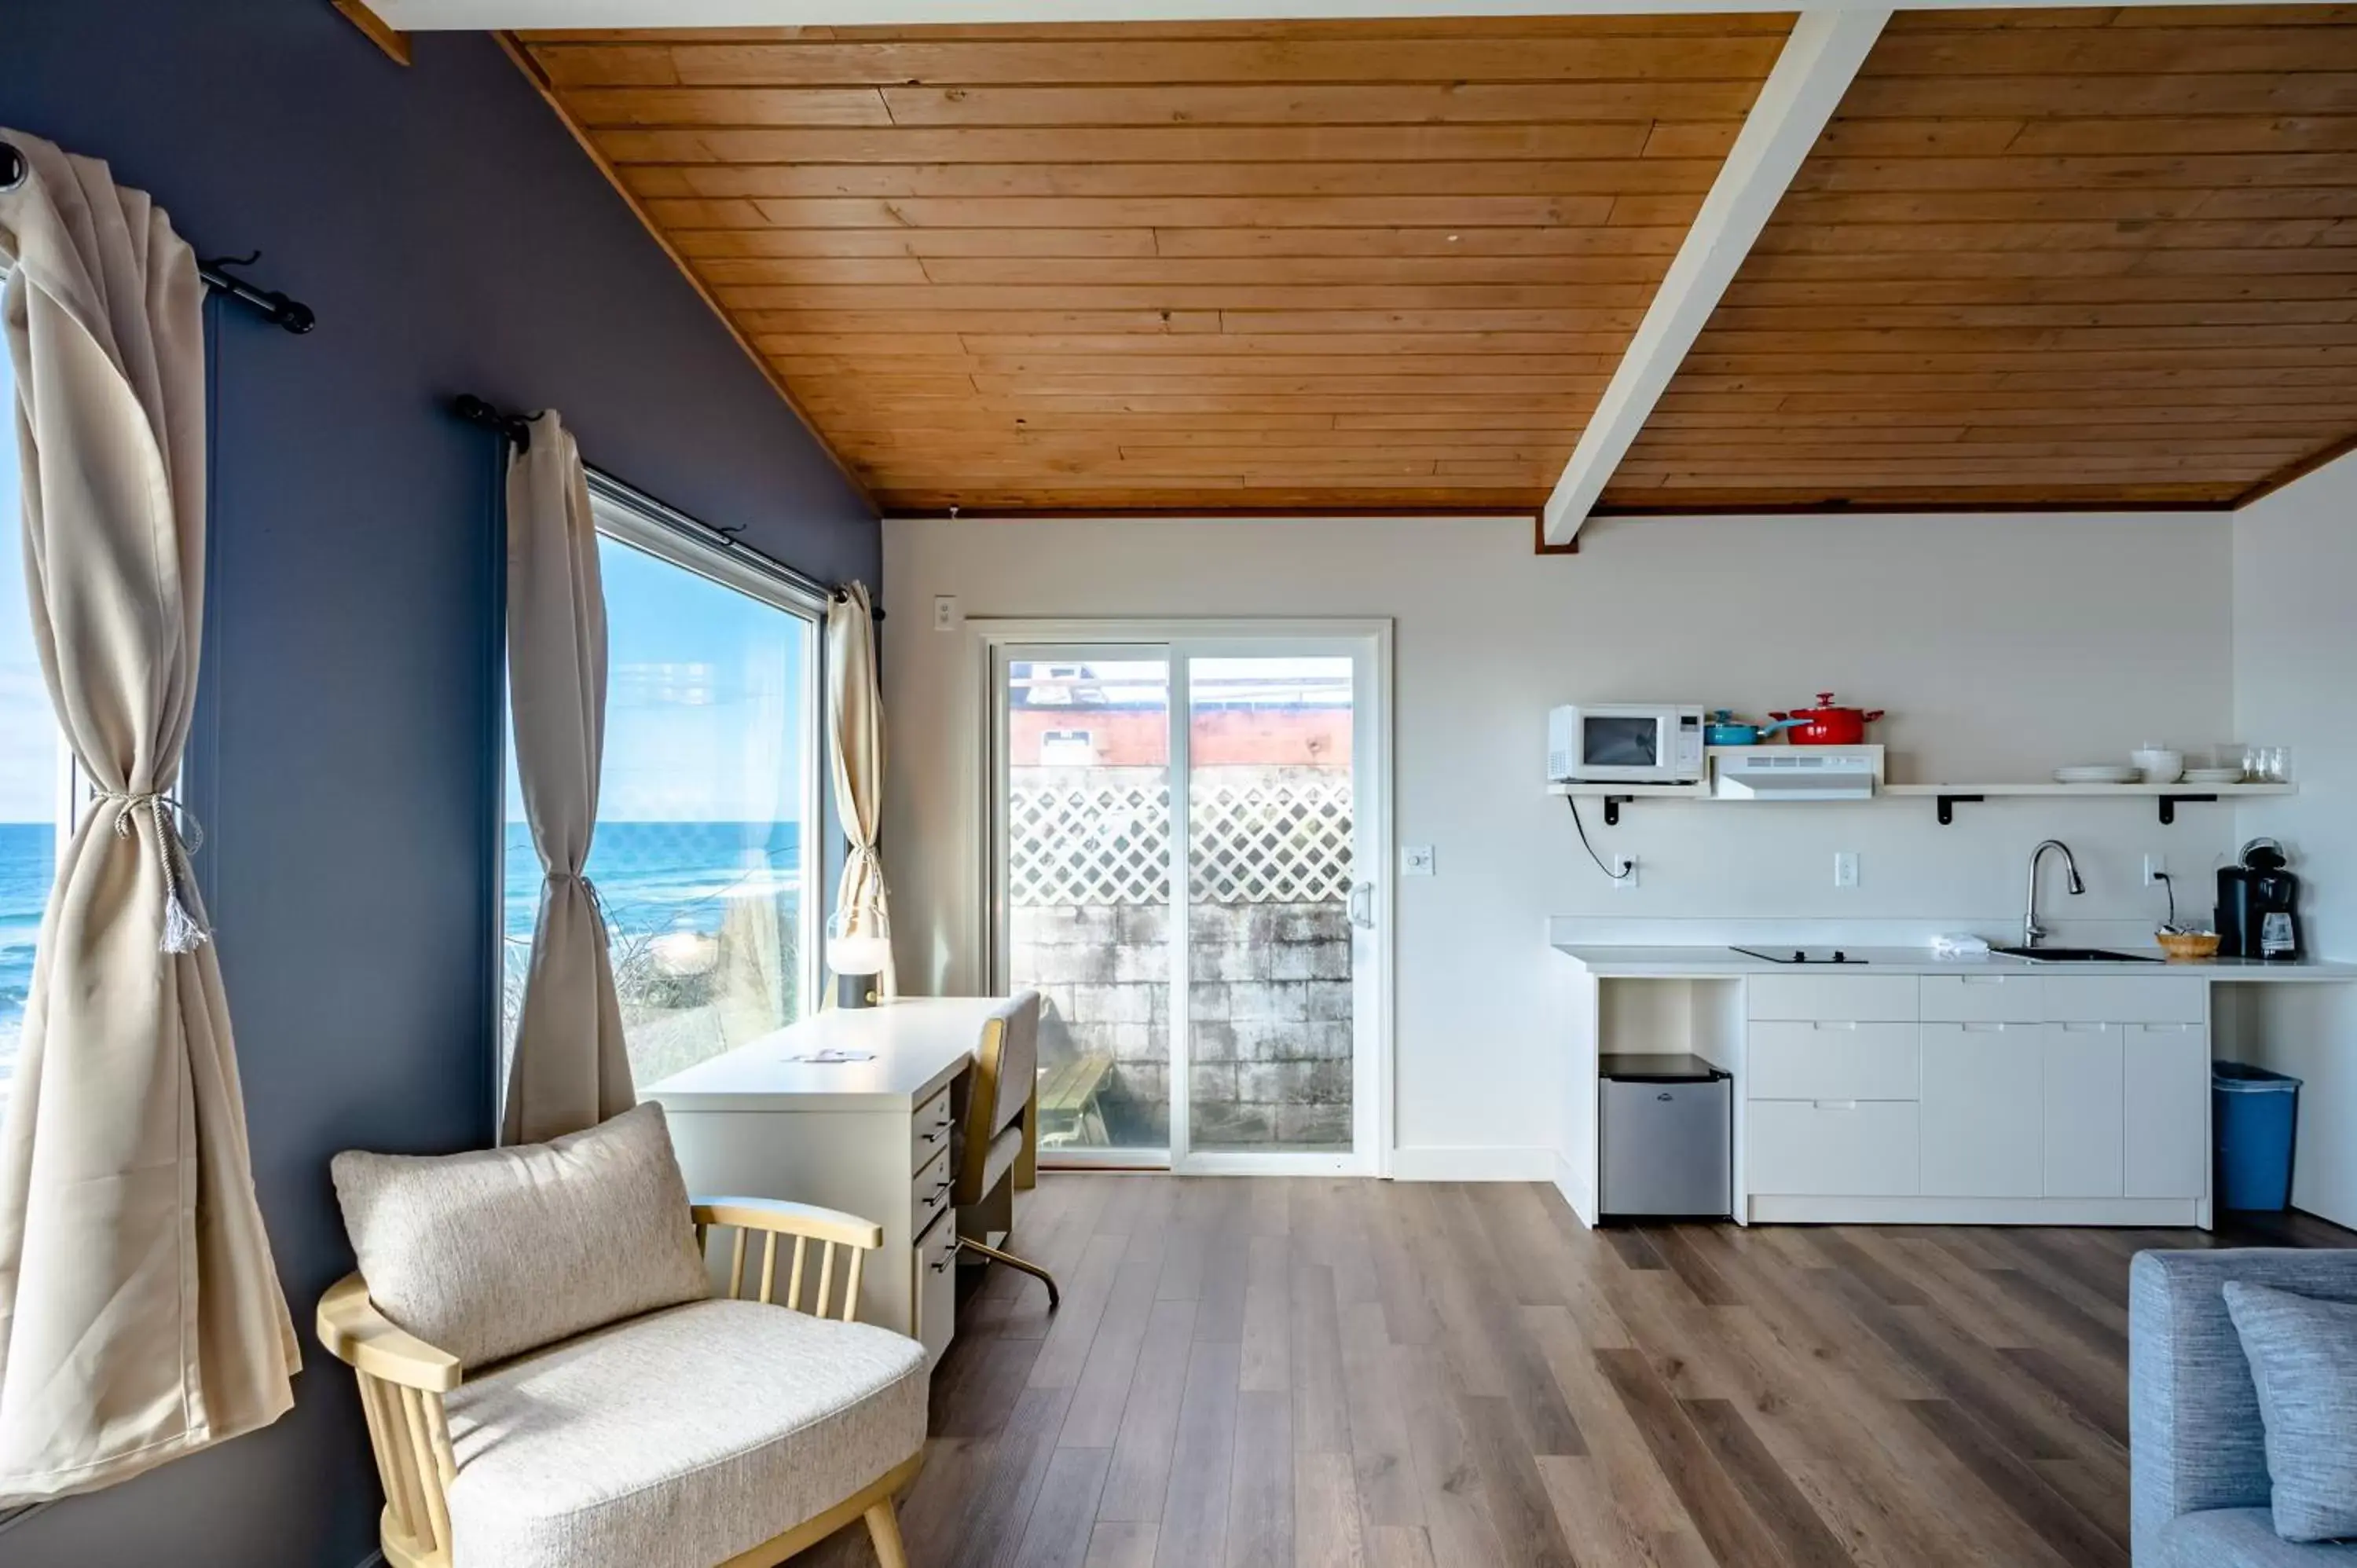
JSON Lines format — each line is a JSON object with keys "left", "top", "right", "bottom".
{"left": 1990, "top": 945, "right": 2161, "bottom": 964}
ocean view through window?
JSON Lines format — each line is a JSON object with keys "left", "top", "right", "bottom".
{"left": 500, "top": 486, "right": 820, "bottom": 1098}
{"left": 1, "top": 333, "right": 65, "bottom": 1122}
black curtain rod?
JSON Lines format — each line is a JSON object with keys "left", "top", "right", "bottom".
{"left": 0, "top": 137, "right": 315, "bottom": 335}
{"left": 453, "top": 392, "right": 882, "bottom": 621}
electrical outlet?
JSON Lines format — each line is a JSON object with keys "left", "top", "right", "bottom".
{"left": 1834, "top": 851, "right": 1859, "bottom": 888}
{"left": 1400, "top": 844, "right": 1436, "bottom": 877}
{"left": 932, "top": 595, "right": 960, "bottom": 632}
{"left": 2144, "top": 852, "right": 2168, "bottom": 886}
{"left": 1612, "top": 855, "right": 1639, "bottom": 890}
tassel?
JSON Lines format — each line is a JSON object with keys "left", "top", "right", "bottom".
{"left": 161, "top": 890, "right": 210, "bottom": 954}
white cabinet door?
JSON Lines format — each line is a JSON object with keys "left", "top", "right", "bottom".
{"left": 1920, "top": 1023, "right": 2043, "bottom": 1197}
{"left": 1749, "top": 1101, "right": 1919, "bottom": 1196}
{"left": 2124, "top": 1024, "right": 2210, "bottom": 1199}
{"left": 2042, "top": 1024, "right": 2125, "bottom": 1197}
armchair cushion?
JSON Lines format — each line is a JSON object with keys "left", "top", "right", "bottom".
{"left": 2226, "top": 1282, "right": 2357, "bottom": 1542}
{"left": 2154, "top": 1510, "right": 2357, "bottom": 1567}
{"left": 442, "top": 1298, "right": 928, "bottom": 1568}
{"left": 2132, "top": 1249, "right": 2357, "bottom": 1563}
{"left": 331, "top": 1101, "right": 708, "bottom": 1368}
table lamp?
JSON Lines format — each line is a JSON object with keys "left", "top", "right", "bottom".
{"left": 826, "top": 921, "right": 891, "bottom": 1009}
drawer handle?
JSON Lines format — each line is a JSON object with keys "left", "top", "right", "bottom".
{"left": 1960, "top": 976, "right": 2007, "bottom": 986}
{"left": 930, "top": 1258, "right": 952, "bottom": 1274}
{"left": 1813, "top": 1099, "right": 1861, "bottom": 1111}
{"left": 1960, "top": 1022, "right": 2009, "bottom": 1032}
{"left": 918, "top": 1127, "right": 944, "bottom": 1144}
{"left": 1811, "top": 1020, "right": 1860, "bottom": 1031}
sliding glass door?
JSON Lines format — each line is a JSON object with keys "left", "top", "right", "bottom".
{"left": 990, "top": 629, "right": 1386, "bottom": 1175}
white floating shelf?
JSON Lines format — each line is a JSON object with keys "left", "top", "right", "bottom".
{"left": 1549, "top": 771, "right": 2293, "bottom": 826}
{"left": 1882, "top": 782, "right": 2293, "bottom": 797}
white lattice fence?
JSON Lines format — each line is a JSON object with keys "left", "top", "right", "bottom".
{"left": 1009, "top": 773, "right": 1353, "bottom": 907}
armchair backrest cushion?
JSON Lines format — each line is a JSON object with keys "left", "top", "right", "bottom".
{"left": 332, "top": 1101, "right": 709, "bottom": 1369}
{"left": 2130, "top": 1247, "right": 2357, "bottom": 1562}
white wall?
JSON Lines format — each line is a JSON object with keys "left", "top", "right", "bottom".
{"left": 883, "top": 511, "right": 2237, "bottom": 1176}
{"left": 2234, "top": 449, "right": 2357, "bottom": 1225}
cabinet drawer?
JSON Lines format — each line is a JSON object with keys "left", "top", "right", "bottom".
{"left": 1920, "top": 973, "right": 2044, "bottom": 1024}
{"left": 1747, "top": 1021, "right": 1919, "bottom": 1101}
{"left": 2041, "top": 976, "right": 2206, "bottom": 1025}
{"left": 1747, "top": 1101, "right": 1919, "bottom": 1196}
{"left": 1746, "top": 974, "right": 1919, "bottom": 1023}
{"left": 912, "top": 1207, "right": 957, "bottom": 1367}
{"left": 912, "top": 1143, "right": 954, "bottom": 1237}
{"left": 912, "top": 1086, "right": 955, "bottom": 1174}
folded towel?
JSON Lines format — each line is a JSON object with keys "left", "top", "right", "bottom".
{"left": 1931, "top": 932, "right": 1992, "bottom": 958}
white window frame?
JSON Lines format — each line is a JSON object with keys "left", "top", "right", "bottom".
{"left": 494, "top": 476, "right": 827, "bottom": 1118}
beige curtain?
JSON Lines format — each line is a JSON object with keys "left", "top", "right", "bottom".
{"left": 0, "top": 130, "right": 296, "bottom": 1504}
{"left": 500, "top": 412, "right": 632, "bottom": 1145}
{"left": 827, "top": 582, "right": 896, "bottom": 998}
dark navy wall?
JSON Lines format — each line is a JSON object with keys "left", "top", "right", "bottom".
{"left": 3, "top": 2, "right": 877, "bottom": 1563}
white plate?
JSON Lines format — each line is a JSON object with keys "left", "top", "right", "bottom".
{"left": 2182, "top": 768, "right": 2247, "bottom": 784}
{"left": 2055, "top": 766, "right": 2141, "bottom": 783}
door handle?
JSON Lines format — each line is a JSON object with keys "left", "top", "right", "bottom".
{"left": 1348, "top": 881, "right": 1376, "bottom": 929}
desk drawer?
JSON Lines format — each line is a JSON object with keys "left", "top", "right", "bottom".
{"left": 1747, "top": 1021, "right": 1919, "bottom": 1102}
{"left": 913, "top": 1143, "right": 953, "bottom": 1236}
{"left": 913, "top": 1207, "right": 957, "bottom": 1367}
{"left": 1746, "top": 973, "right": 1919, "bottom": 1023}
{"left": 912, "top": 1086, "right": 955, "bottom": 1174}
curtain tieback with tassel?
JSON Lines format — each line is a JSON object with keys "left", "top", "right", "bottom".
{"left": 93, "top": 789, "right": 211, "bottom": 954}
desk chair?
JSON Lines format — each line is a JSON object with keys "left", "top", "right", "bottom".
{"left": 955, "top": 991, "right": 1060, "bottom": 1309}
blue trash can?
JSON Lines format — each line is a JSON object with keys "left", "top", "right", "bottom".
{"left": 2214, "top": 1062, "right": 2302, "bottom": 1211}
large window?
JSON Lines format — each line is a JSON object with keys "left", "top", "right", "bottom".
{"left": 1, "top": 339, "right": 67, "bottom": 1123}
{"left": 500, "top": 482, "right": 822, "bottom": 1096}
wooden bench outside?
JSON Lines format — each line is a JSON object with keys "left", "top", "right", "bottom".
{"left": 1036, "top": 1052, "right": 1115, "bottom": 1148}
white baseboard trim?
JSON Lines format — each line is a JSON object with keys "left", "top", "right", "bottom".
{"left": 1552, "top": 1152, "right": 1595, "bottom": 1226}
{"left": 1388, "top": 1145, "right": 1556, "bottom": 1182}
{"left": 1747, "top": 1195, "right": 2205, "bottom": 1226}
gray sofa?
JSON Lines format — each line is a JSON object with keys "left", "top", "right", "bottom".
{"left": 2131, "top": 1248, "right": 2357, "bottom": 1566}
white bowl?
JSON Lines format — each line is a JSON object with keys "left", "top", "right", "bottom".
{"left": 2132, "top": 748, "right": 2184, "bottom": 783}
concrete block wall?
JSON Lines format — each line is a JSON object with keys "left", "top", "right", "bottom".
{"left": 1008, "top": 899, "right": 1353, "bottom": 1148}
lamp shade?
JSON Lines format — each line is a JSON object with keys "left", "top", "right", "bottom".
{"left": 826, "top": 930, "right": 893, "bottom": 977}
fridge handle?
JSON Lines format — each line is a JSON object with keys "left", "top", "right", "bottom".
{"left": 1348, "top": 881, "right": 1376, "bottom": 929}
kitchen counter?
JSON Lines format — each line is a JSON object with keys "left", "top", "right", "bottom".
{"left": 1553, "top": 943, "right": 2357, "bottom": 980}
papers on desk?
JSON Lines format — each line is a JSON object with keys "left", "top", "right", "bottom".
{"left": 780, "top": 1048, "right": 878, "bottom": 1064}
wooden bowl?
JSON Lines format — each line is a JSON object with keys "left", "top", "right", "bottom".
{"left": 2157, "top": 930, "right": 2221, "bottom": 961}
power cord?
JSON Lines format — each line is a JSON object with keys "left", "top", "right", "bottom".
{"left": 1564, "top": 795, "right": 1633, "bottom": 883}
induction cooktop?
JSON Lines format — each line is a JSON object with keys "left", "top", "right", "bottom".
{"left": 1729, "top": 947, "right": 1869, "bottom": 965}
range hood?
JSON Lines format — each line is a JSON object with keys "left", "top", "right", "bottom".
{"left": 1713, "top": 749, "right": 1878, "bottom": 800}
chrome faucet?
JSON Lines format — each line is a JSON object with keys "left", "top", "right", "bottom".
{"left": 2023, "top": 839, "right": 2085, "bottom": 949}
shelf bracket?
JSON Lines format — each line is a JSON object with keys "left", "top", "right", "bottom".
{"left": 2157, "top": 793, "right": 2217, "bottom": 826}
{"left": 1934, "top": 793, "right": 1984, "bottom": 826}
{"left": 1604, "top": 796, "right": 1632, "bottom": 827}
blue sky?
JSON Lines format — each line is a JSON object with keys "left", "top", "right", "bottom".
{"left": 0, "top": 345, "right": 59, "bottom": 825}
{"left": 504, "top": 533, "right": 811, "bottom": 825}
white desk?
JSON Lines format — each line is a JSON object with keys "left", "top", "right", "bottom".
{"left": 651, "top": 998, "right": 1017, "bottom": 1367}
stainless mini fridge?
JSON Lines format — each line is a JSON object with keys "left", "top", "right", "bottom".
{"left": 1599, "top": 1053, "right": 1732, "bottom": 1220}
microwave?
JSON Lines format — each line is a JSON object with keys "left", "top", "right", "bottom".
{"left": 1549, "top": 704, "right": 1706, "bottom": 784}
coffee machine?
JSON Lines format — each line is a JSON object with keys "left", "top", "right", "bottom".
{"left": 2216, "top": 838, "right": 2305, "bottom": 961}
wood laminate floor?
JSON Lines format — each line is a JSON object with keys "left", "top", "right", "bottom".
{"left": 802, "top": 1176, "right": 2352, "bottom": 1568}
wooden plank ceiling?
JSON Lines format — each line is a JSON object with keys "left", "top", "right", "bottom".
{"left": 1606, "top": 5, "right": 2357, "bottom": 513}
{"left": 516, "top": 8, "right": 2357, "bottom": 518}
{"left": 514, "top": 16, "right": 1792, "bottom": 514}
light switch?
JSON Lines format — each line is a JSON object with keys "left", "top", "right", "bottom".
{"left": 1834, "top": 851, "right": 1859, "bottom": 888}
{"left": 1400, "top": 844, "right": 1436, "bottom": 877}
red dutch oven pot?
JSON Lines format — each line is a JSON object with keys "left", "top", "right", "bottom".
{"left": 1769, "top": 691, "right": 1885, "bottom": 746}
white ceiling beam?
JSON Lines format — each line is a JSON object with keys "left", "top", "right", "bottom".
{"left": 376, "top": 0, "right": 2330, "bottom": 25}
{"left": 1539, "top": 8, "right": 1887, "bottom": 548}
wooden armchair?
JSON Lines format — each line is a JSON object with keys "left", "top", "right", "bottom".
{"left": 320, "top": 1195, "right": 923, "bottom": 1568}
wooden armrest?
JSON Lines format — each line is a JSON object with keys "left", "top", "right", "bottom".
{"left": 316, "top": 1273, "right": 463, "bottom": 1393}
{"left": 691, "top": 1196, "right": 884, "bottom": 1251}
